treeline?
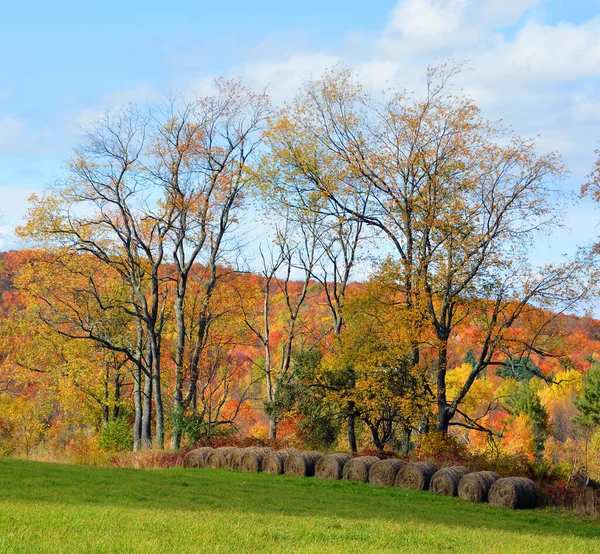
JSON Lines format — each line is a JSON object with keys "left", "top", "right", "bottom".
{"left": 1, "top": 64, "right": 600, "bottom": 474}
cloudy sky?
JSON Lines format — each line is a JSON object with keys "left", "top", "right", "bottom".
{"left": 1, "top": 0, "right": 600, "bottom": 261}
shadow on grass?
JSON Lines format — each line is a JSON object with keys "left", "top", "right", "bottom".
{"left": 1, "top": 458, "right": 598, "bottom": 541}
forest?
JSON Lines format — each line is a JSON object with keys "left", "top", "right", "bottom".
{"left": 1, "top": 64, "right": 600, "bottom": 487}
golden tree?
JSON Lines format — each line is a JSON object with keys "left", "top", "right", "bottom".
{"left": 264, "top": 64, "right": 594, "bottom": 433}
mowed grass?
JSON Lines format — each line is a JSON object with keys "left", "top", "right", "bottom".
{"left": 0, "top": 459, "right": 598, "bottom": 554}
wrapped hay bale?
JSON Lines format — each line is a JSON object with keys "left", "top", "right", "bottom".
{"left": 458, "top": 471, "right": 500, "bottom": 503}
{"left": 395, "top": 462, "right": 438, "bottom": 490}
{"left": 369, "top": 459, "right": 407, "bottom": 487}
{"left": 206, "top": 446, "right": 236, "bottom": 469}
{"left": 262, "top": 449, "right": 298, "bottom": 475}
{"left": 488, "top": 477, "right": 539, "bottom": 509}
{"left": 182, "top": 447, "right": 214, "bottom": 469}
{"left": 342, "top": 456, "right": 380, "bottom": 483}
{"left": 239, "top": 447, "right": 273, "bottom": 473}
{"left": 284, "top": 451, "right": 323, "bottom": 477}
{"left": 315, "top": 453, "right": 352, "bottom": 480}
{"left": 430, "top": 466, "right": 470, "bottom": 497}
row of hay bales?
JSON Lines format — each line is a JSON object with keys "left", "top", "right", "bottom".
{"left": 183, "top": 447, "right": 539, "bottom": 509}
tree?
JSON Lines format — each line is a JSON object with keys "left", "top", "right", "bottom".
{"left": 237, "top": 223, "right": 315, "bottom": 440}
{"left": 464, "top": 349, "right": 477, "bottom": 367}
{"left": 257, "top": 133, "right": 368, "bottom": 451}
{"left": 575, "top": 364, "right": 600, "bottom": 428}
{"left": 274, "top": 350, "right": 342, "bottom": 450}
{"left": 18, "top": 80, "right": 270, "bottom": 450}
{"left": 312, "top": 272, "right": 429, "bottom": 451}
{"left": 506, "top": 382, "right": 548, "bottom": 458}
{"left": 302, "top": 208, "right": 365, "bottom": 451}
{"left": 157, "top": 82, "right": 270, "bottom": 449}
{"left": 264, "top": 63, "right": 593, "bottom": 434}
{"left": 496, "top": 357, "right": 543, "bottom": 382}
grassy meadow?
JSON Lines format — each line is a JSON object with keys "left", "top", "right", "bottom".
{"left": 0, "top": 458, "right": 598, "bottom": 553}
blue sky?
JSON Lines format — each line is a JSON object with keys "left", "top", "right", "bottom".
{"left": 1, "top": 0, "right": 600, "bottom": 266}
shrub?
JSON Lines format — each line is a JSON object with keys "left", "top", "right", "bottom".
{"left": 358, "top": 448, "right": 400, "bottom": 460}
{"left": 413, "top": 432, "right": 470, "bottom": 465}
{"left": 97, "top": 418, "right": 134, "bottom": 452}
{"left": 0, "top": 438, "right": 14, "bottom": 457}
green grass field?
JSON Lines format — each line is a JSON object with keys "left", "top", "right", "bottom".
{"left": 0, "top": 458, "right": 598, "bottom": 553}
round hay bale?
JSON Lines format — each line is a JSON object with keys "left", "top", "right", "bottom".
{"left": 458, "top": 471, "right": 500, "bottom": 503}
{"left": 206, "top": 446, "right": 236, "bottom": 469}
{"left": 182, "top": 447, "right": 214, "bottom": 469}
{"left": 262, "top": 449, "right": 298, "bottom": 475}
{"left": 225, "top": 447, "right": 246, "bottom": 470}
{"left": 315, "top": 453, "right": 352, "bottom": 480}
{"left": 488, "top": 477, "right": 539, "bottom": 509}
{"left": 284, "top": 451, "right": 323, "bottom": 477}
{"left": 430, "top": 466, "right": 470, "bottom": 497}
{"left": 395, "top": 462, "right": 438, "bottom": 490}
{"left": 240, "top": 447, "right": 273, "bottom": 473}
{"left": 369, "top": 459, "right": 407, "bottom": 487}
{"left": 342, "top": 456, "right": 380, "bottom": 483}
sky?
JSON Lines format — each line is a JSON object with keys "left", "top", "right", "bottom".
{"left": 1, "top": 0, "right": 600, "bottom": 267}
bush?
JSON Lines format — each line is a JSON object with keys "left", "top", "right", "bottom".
{"left": 169, "top": 406, "right": 237, "bottom": 446}
{"left": 97, "top": 418, "right": 133, "bottom": 452}
{"left": 357, "top": 448, "right": 401, "bottom": 460}
{"left": 0, "top": 438, "right": 14, "bottom": 457}
{"left": 413, "top": 432, "right": 470, "bottom": 465}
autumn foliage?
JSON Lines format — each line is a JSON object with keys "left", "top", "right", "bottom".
{"left": 1, "top": 66, "right": 599, "bottom": 512}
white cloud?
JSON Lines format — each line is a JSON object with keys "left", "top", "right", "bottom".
{"left": 71, "top": 108, "right": 106, "bottom": 131}
{"left": 2, "top": 0, "right": 600, "bottom": 260}
{"left": 571, "top": 92, "right": 600, "bottom": 122}
{"left": 188, "top": 54, "right": 341, "bottom": 104}
{"left": 479, "top": 0, "right": 542, "bottom": 27}
{"left": 186, "top": 76, "right": 219, "bottom": 99}
{"left": 237, "top": 53, "right": 340, "bottom": 104}
{"left": 380, "top": 0, "right": 542, "bottom": 54}
{"left": 477, "top": 18, "right": 600, "bottom": 83}
{"left": 354, "top": 60, "right": 400, "bottom": 93}
{"left": 69, "top": 85, "right": 162, "bottom": 135}
{"left": 385, "top": 0, "right": 472, "bottom": 50}
{"left": 0, "top": 116, "right": 64, "bottom": 156}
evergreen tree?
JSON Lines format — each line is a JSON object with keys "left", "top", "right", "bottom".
{"left": 464, "top": 348, "right": 477, "bottom": 367}
{"left": 507, "top": 383, "right": 548, "bottom": 457}
{"left": 575, "top": 365, "right": 600, "bottom": 428}
{"left": 496, "top": 357, "right": 542, "bottom": 382}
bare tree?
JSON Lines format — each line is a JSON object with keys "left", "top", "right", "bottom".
{"left": 18, "top": 80, "right": 270, "bottom": 450}
{"left": 151, "top": 82, "right": 270, "bottom": 449}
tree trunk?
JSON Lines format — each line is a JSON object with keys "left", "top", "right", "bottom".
{"left": 346, "top": 407, "right": 357, "bottom": 453}
{"left": 102, "top": 364, "right": 110, "bottom": 426}
{"left": 171, "top": 289, "right": 186, "bottom": 450}
{"left": 399, "top": 424, "right": 412, "bottom": 456}
{"left": 142, "top": 344, "right": 153, "bottom": 449}
{"left": 436, "top": 340, "right": 451, "bottom": 433}
{"left": 170, "top": 413, "right": 182, "bottom": 450}
{"left": 152, "top": 336, "right": 165, "bottom": 449}
{"left": 133, "top": 364, "right": 142, "bottom": 451}
{"left": 113, "top": 372, "right": 121, "bottom": 421}
{"left": 268, "top": 417, "right": 277, "bottom": 440}
{"left": 346, "top": 367, "right": 358, "bottom": 452}
{"left": 369, "top": 424, "right": 384, "bottom": 450}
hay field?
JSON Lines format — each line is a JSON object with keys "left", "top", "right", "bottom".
{"left": 0, "top": 458, "right": 598, "bottom": 553}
